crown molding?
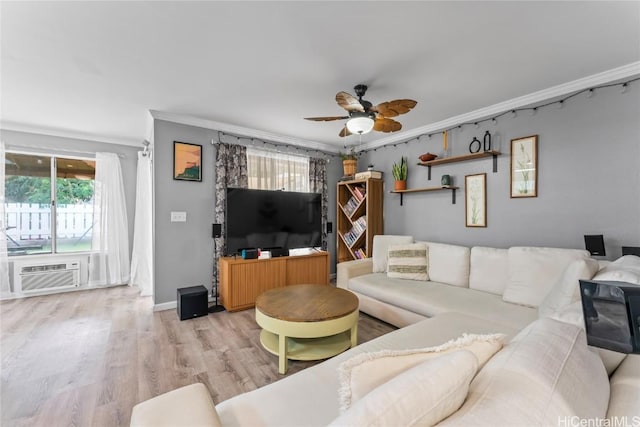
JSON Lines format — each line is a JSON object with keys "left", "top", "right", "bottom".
{"left": 149, "top": 110, "right": 340, "bottom": 154}
{"left": 358, "top": 61, "right": 640, "bottom": 151}
{"left": 0, "top": 121, "right": 142, "bottom": 147}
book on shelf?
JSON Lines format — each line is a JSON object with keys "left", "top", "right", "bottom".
{"left": 355, "top": 170, "right": 382, "bottom": 180}
{"left": 344, "top": 196, "right": 358, "bottom": 215}
{"left": 353, "top": 185, "right": 366, "bottom": 201}
{"left": 353, "top": 248, "right": 366, "bottom": 259}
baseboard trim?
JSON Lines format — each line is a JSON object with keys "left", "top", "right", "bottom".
{"left": 154, "top": 295, "right": 217, "bottom": 312}
{"left": 153, "top": 301, "right": 177, "bottom": 312}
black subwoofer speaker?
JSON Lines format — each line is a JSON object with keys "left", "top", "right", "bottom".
{"left": 177, "top": 285, "right": 208, "bottom": 320}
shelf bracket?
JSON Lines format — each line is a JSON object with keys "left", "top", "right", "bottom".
{"left": 492, "top": 154, "right": 498, "bottom": 173}
{"left": 427, "top": 165, "right": 432, "bottom": 180}
{"left": 452, "top": 188, "right": 456, "bottom": 204}
{"left": 400, "top": 193, "right": 404, "bottom": 206}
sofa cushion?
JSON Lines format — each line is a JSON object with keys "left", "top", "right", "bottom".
{"left": 468, "top": 246, "right": 508, "bottom": 295}
{"left": 387, "top": 243, "right": 429, "bottom": 281}
{"left": 348, "top": 273, "right": 537, "bottom": 330}
{"left": 503, "top": 246, "right": 590, "bottom": 307}
{"left": 607, "top": 354, "right": 640, "bottom": 419}
{"left": 421, "top": 241, "right": 470, "bottom": 288}
{"left": 337, "top": 333, "right": 504, "bottom": 412}
{"left": 371, "top": 235, "right": 413, "bottom": 273}
{"left": 538, "top": 258, "right": 599, "bottom": 318}
{"left": 593, "top": 255, "right": 640, "bottom": 283}
{"left": 439, "top": 318, "right": 610, "bottom": 426}
{"left": 329, "top": 351, "right": 478, "bottom": 427}
{"left": 549, "top": 301, "right": 627, "bottom": 376}
{"left": 130, "top": 383, "right": 221, "bottom": 427}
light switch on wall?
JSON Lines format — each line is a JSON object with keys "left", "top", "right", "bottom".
{"left": 171, "top": 211, "right": 187, "bottom": 222}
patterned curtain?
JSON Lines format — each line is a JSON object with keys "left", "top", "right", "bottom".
{"left": 309, "top": 157, "right": 328, "bottom": 251}
{"left": 214, "top": 143, "right": 248, "bottom": 283}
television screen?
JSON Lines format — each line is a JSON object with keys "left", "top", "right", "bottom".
{"left": 225, "top": 188, "right": 322, "bottom": 256}
{"left": 579, "top": 279, "right": 640, "bottom": 354}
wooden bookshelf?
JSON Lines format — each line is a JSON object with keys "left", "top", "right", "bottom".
{"left": 337, "top": 178, "right": 383, "bottom": 263}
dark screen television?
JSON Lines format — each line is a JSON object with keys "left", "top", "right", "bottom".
{"left": 579, "top": 279, "right": 640, "bottom": 354}
{"left": 225, "top": 188, "right": 322, "bottom": 256}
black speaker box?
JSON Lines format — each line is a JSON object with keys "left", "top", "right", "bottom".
{"left": 265, "top": 247, "right": 289, "bottom": 258}
{"left": 177, "top": 285, "right": 208, "bottom": 320}
{"left": 584, "top": 235, "right": 606, "bottom": 256}
{"left": 212, "top": 223, "right": 222, "bottom": 238}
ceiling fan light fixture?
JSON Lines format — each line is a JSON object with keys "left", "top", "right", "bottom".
{"left": 346, "top": 113, "right": 375, "bottom": 135}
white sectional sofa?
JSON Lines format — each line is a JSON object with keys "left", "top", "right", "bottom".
{"left": 131, "top": 236, "right": 640, "bottom": 426}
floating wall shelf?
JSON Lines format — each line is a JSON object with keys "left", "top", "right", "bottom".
{"left": 390, "top": 185, "right": 459, "bottom": 206}
{"left": 418, "top": 150, "right": 501, "bottom": 180}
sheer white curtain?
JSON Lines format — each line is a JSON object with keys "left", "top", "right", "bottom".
{"left": 0, "top": 140, "right": 9, "bottom": 294}
{"left": 247, "top": 147, "right": 309, "bottom": 191}
{"left": 88, "top": 152, "right": 130, "bottom": 286}
{"left": 130, "top": 151, "right": 153, "bottom": 296}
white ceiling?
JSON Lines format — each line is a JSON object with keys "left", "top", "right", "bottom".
{"left": 1, "top": 1, "right": 639, "bottom": 152}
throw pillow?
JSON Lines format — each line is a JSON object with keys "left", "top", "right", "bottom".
{"left": 337, "top": 333, "right": 505, "bottom": 412}
{"left": 439, "top": 318, "right": 610, "bottom": 426}
{"left": 329, "top": 350, "right": 478, "bottom": 427}
{"left": 538, "top": 258, "right": 599, "bottom": 318}
{"left": 386, "top": 243, "right": 429, "bottom": 281}
{"left": 371, "top": 235, "right": 414, "bottom": 273}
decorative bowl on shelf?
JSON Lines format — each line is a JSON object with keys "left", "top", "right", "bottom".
{"left": 419, "top": 153, "right": 438, "bottom": 162}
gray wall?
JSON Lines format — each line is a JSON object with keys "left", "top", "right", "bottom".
{"left": 152, "top": 120, "right": 342, "bottom": 304}
{"left": 1, "top": 129, "right": 140, "bottom": 283}
{"left": 360, "top": 86, "right": 640, "bottom": 260}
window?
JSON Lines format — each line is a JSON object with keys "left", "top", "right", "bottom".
{"left": 4, "top": 152, "right": 95, "bottom": 256}
{"left": 247, "top": 148, "right": 309, "bottom": 192}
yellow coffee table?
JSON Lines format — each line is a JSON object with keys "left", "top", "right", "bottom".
{"left": 255, "top": 284, "right": 359, "bottom": 374}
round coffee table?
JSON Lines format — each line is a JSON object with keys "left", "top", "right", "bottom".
{"left": 255, "top": 284, "right": 359, "bottom": 374}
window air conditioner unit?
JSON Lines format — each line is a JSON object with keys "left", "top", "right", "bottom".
{"left": 14, "top": 261, "right": 81, "bottom": 293}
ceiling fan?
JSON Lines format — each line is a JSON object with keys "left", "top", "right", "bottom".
{"left": 304, "top": 84, "right": 417, "bottom": 137}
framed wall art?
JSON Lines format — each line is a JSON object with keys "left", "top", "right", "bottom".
{"left": 510, "top": 135, "right": 538, "bottom": 198}
{"left": 465, "top": 173, "right": 486, "bottom": 227}
{"left": 173, "top": 141, "right": 202, "bottom": 182}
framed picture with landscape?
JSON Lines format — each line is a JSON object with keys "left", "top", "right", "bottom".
{"left": 465, "top": 173, "right": 486, "bottom": 228}
{"left": 173, "top": 141, "right": 202, "bottom": 182}
{"left": 510, "top": 135, "right": 538, "bottom": 198}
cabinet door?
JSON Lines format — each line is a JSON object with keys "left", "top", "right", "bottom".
{"left": 227, "top": 259, "right": 286, "bottom": 309}
{"left": 286, "top": 254, "right": 329, "bottom": 286}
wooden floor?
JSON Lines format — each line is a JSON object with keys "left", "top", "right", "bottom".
{"left": 0, "top": 286, "right": 395, "bottom": 426}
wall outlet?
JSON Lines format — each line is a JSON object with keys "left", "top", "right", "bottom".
{"left": 171, "top": 211, "right": 187, "bottom": 222}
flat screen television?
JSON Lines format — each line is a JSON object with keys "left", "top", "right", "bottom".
{"left": 225, "top": 188, "right": 322, "bottom": 256}
{"left": 579, "top": 279, "right": 640, "bottom": 354}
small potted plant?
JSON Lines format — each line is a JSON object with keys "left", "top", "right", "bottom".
{"left": 392, "top": 156, "right": 408, "bottom": 190}
{"left": 340, "top": 148, "right": 358, "bottom": 177}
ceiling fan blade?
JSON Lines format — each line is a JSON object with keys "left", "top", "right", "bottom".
{"left": 339, "top": 127, "right": 352, "bottom": 137}
{"left": 336, "top": 91, "right": 365, "bottom": 112}
{"left": 304, "top": 116, "right": 349, "bottom": 122}
{"left": 374, "top": 117, "right": 402, "bottom": 133}
{"left": 373, "top": 99, "right": 417, "bottom": 118}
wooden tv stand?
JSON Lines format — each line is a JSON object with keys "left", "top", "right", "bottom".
{"left": 219, "top": 250, "right": 330, "bottom": 312}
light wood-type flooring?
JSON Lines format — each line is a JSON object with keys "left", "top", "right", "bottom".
{"left": 1, "top": 285, "right": 395, "bottom": 426}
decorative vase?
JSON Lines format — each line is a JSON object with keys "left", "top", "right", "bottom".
{"left": 394, "top": 180, "right": 407, "bottom": 191}
{"left": 469, "top": 137, "right": 481, "bottom": 153}
{"left": 483, "top": 131, "right": 492, "bottom": 151}
{"left": 343, "top": 159, "right": 357, "bottom": 176}
{"left": 441, "top": 174, "right": 451, "bottom": 186}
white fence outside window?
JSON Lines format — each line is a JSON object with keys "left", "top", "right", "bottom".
{"left": 5, "top": 203, "right": 93, "bottom": 241}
